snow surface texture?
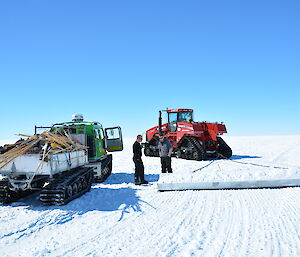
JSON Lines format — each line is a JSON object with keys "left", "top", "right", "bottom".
{"left": 0, "top": 135, "right": 300, "bottom": 257}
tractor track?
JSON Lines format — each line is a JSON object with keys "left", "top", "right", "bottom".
{"left": 56, "top": 188, "right": 300, "bottom": 257}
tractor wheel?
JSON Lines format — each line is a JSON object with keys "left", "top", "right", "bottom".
{"left": 67, "top": 185, "right": 73, "bottom": 198}
{"left": 82, "top": 177, "right": 88, "bottom": 189}
{"left": 77, "top": 180, "right": 83, "bottom": 192}
{"left": 72, "top": 182, "right": 78, "bottom": 195}
{"left": 217, "top": 137, "right": 232, "bottom": 159}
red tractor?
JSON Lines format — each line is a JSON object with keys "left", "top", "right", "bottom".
{"left": 144, "top": 108, "right": 232, "bottom": 161}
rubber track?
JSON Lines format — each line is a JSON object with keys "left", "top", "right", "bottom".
{"left": 144, "top": 137, "right": 159, "bottom": 157}
{"left": 187, "top": 137, "right": 207, "bottom": 160}
{"left": 217, "top": 137, "right": 232, "bottom": 159}
{"left": 40, "top": 167, "right": 94, "bottom": 206}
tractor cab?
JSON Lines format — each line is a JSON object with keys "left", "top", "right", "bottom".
{"left": 167, "top": 109, "right": 194, "bottom": 132}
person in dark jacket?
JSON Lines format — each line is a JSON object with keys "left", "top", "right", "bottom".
{"left": 158, "top": 135, "right": 173, "bottom": 173}
{"left": 133, "top": 135, "right": 148, "bottom": 185}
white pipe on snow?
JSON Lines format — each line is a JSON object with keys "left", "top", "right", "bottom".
{"left": 157, "top": 178, "right": 300, "bottom": 191}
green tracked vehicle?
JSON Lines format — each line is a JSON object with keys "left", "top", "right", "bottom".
{"left": 49, "top": 114, "right": 123, "bottom": 182}
{"left": 0, "top": 114, "right": 123, "bottom": 205}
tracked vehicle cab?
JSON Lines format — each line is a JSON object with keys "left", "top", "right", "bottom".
{"left": 50, "top": 114, "right": 123, "bottom": 161}
{"left": 167, "top": 109, "right": 194, "bottom": 132}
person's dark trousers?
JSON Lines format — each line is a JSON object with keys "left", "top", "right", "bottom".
{"left": 160, "top": 157, "right": 173, "bottom": 173}
{"left": 133, "top": 158, "right": 145, "bottom": 183}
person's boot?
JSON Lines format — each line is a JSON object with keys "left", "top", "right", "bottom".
{"left": 140, "top": 180, "right": 148, "bottom": 184}
{"left": 134, "top": 177, "right": 141, "bottom": 185}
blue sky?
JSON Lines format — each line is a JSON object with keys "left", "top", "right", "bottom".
{"left": 0, "top": 0, "right": 299, "bottom": 141}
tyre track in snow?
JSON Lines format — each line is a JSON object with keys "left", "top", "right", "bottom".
{"left": 214, "top": 191, "right": 246, "bottom": 257}
{"left": 267, "top": 190, "right": 288, "bottom": 257}
{"left": 164, "top": 191, "right": 210, "bottom": 256}
{"left": 283, "top": 189, "right": 300, "bottom": 228}
{"left": 1, "top": 185, "right": 300, "bottom": 257}
{"left": 239, "top": 188, "right": 300, "bottom": 257}
{"left": 145, "top": 190, "right": 219, "bottom": 257}
{"left": 54, "top": 187, "right": 208, "bottom": 257}
{"left": 240, "top": 191, "right": 255, "bottom": 256}
{"left": 180, "top": 191, "right": 221, "bottom": 256}
{"left": 0, "top": 209, "right": 79, "bottom": 244}
{"left": 248, "top": 189, "right": 276, "bottom": 256}
{"left": 98, "top": 188, "right": 188, "bottom": 256}
{"left": 49, "top": 186, "right": 300, "bottom": 257}
{"left": 174, "top": 192, "right": 208, "bottom": 253}
{"left": 267, "top": 188, "right": 300, "bottom": 256}
{"left": 262, "top": 188, "right": 300, "bottom": 257}
{"left": 175, "top": 188, "right": 299, "bottom": 257}
{"left": 244, "top": 189, "right": 283, "bottom": 256}
{"left": 0, "top": 189, "right": 132, "bottom": 256}
{"left": 255, "top": 190, "right": 280, "bottom": 256}
{"left": 49, "top": 184, "right": 173, "bottom": 256}
{"left": 193, "top": 190, "right": 246, "bottom": 257}
{"left": 131, "top": 190, "right": 220, "bottom": 257}
{"left": 0, "top": 210, "right": 53, "bottom": 241}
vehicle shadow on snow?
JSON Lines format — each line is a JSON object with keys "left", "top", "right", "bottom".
{"left": 16, "top": 175, "right": 158, "bottom": 222}
{"left": 103, "top": 172, "right": 159, "bottom": 185}
{"left": 73, "top": 186, "right": 148, "bottom": 222}
{"left": 230, "top": 155, "right": 261, "bottom": 160}
{"left": 1, "top": 188, "right": 148, "bottom": 241}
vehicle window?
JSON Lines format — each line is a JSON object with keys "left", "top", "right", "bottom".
{"left": 69, "top": 128, "right": 76, "bottom": 134}
{"left": 107, "top": 128, "right": 120, "bottom": 139}
{"left": 99, "top": 129, "right": 104, "bottom": 139}
{"left": 77, "top": 128, "right": 84, "bottom": 134}
{"left": 178, "top": 112, "right": 193, "bottom": 122}
{"left": 168, "top": 113, "right": 178, "bottom": 123}
{"left": 95, "top": 129, "right": 100, "bottom": 139}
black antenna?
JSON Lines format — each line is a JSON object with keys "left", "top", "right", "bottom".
{"left": 158, "top": 111, "right": 162, "bottom": 136}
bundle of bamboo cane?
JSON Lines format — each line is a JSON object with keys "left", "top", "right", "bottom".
{"left": 0, "top": 131, "right": 88, "bottom": 170}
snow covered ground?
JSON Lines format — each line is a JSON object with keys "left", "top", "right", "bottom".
{"left": 158, "top": 136, "right": 300, "bottom": 186}
{"left": 0, "top": 135, "right": 300, "bottom": 257}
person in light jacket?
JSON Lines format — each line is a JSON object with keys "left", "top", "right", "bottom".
{"left": 158, "top": 135, "right": 173, "bottom": 173}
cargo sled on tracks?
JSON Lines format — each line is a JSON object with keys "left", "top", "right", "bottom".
{"left": 0, "top": 114, "right": 123, "bottom": 205}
